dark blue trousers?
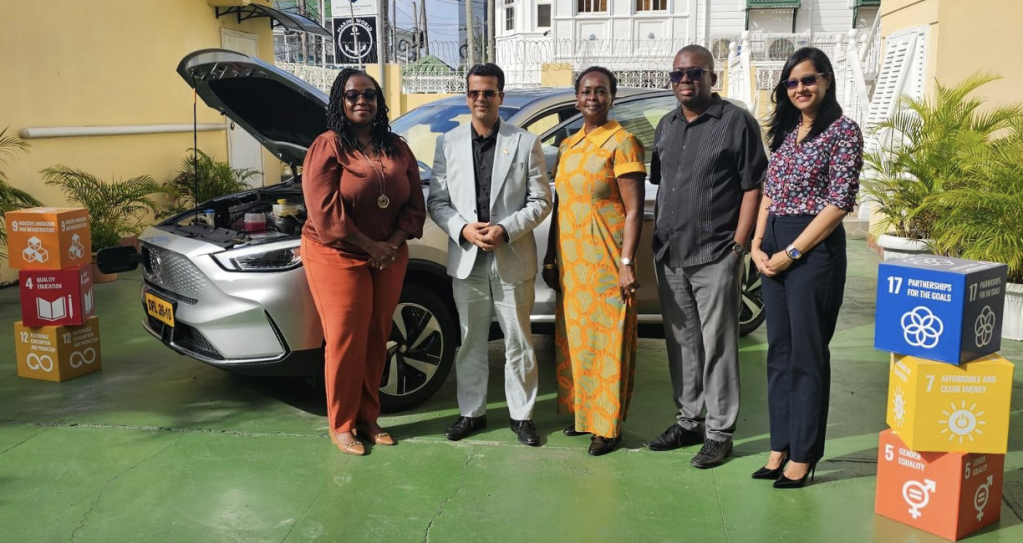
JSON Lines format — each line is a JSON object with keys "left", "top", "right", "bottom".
{"left": 761, "top": 214, "right": 847, "bottom": 464}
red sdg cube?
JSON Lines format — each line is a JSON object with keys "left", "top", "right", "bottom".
{"left": 875, "top": 430, "right": 1004, "bottom": 540}
{"left": 18, "top": 264, "right": 95, "bottom": 327}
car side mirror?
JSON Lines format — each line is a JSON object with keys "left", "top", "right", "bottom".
{"left": 96, "top": 246, "right": 144, "bottom": 274}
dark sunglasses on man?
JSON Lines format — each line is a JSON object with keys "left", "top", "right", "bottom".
{"left": 466, "top": 89, "right": 500, "bottom": 100}
{"left": 669, "top": 67, "right": 707, "bottom": 84}
{"left": 344, "top": 89, "right": 379, "bottom": 103}
{"left": 780, "top": 73, "right": 829, "bottom": 90}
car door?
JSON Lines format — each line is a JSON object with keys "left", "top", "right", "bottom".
{"left": 534, "top": 94, "right": 679, "bottom": 318}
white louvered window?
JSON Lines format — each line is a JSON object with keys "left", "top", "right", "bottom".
{"left": 866, "top": 27, "right": 927, "bottom": 128}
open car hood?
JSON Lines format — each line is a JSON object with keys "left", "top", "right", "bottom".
{"left": 177, "top": 49, "right": 328, "bottom": 167}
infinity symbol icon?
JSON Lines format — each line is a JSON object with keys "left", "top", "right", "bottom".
{"left": 69, "top": 347, "right": 97, "bottom": 368}
{"left": 26, "top": 353, "right": 54, "bottom": 372}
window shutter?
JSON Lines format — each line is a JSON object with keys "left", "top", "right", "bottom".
{"left": 865, "top": 30, "right": 917, "bottom": 128}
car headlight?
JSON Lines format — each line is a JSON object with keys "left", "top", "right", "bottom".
{"left": 212, "top": 240, "right": 302, "bottom": 272}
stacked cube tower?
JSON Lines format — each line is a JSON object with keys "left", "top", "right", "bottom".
{"left": 5, "top": 208, "right": 102, "bottom": 381}
{"left": 874, "top": 256, "right": 1014, "bottom": 540}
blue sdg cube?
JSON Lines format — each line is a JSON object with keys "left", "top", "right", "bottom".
{"left": 875, "top": 256, "right": 1008, "bottom": 365}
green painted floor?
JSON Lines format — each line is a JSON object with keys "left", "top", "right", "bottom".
{"left": 1, "top": 242, "right": 1021, "bottom": 543}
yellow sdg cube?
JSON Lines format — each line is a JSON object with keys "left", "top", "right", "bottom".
{"left": 887, "top": 354, "right": 1014, "bottom": 454}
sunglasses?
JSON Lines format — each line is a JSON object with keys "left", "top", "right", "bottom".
{"left": 466, "top": 89, "right": 500, "bottom": 100}
{"left": 781, "top": 73, "right": 829, "bottom": 90}
{"left": 669, "top": 67, "right": 707, "bottom": 84}
{"left": 343, "top": 89, "right": 379, "bottom": 103}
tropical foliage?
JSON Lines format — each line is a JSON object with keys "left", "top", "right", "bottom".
{"left": 41, "top": 166, "right": 165, "bottom": 251}
{"left": 863, "top": 73, "right": 1023, "bottom": 239}
{"left": 162, "top": 149, "right": 257, "bottom": 217}
{"left": 926, "top": 120, "right": 1023, "bottom": 283}
{"left": 0, "top": 127, "right": 42, "bottom": 259}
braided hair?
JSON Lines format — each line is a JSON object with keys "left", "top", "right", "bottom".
{"left": 326, "top": 68, "right": 400, "bottom": 157}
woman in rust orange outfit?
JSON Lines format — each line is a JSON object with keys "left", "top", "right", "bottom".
{"left": 543, "top": 67, "right": 646, "bottom": 456}
{"left": 302, "top": 69, "right": 425, "bottom": 456}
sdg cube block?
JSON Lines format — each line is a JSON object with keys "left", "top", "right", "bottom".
{"left": 4, "top": 207, "right": 90, "bottom": 270}
{"left": 887, "top": 354, "right": 1013, "bottom": 454}
{"left": 18, "top": 264, "right": 95, "bottom": 326}
{"left": 13, "top": 317, "right": 101, "bottom": 382}
{"left": 875, "top": 256, "right": 1007, "bottom": 365}
{"left": 876, "top": 429, "right": 1003, "bottom": 540}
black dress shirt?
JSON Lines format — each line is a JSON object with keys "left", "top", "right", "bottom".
{"left": 471, "top": 119, "right": 499, "bottom": 224}
{"left": 650, "top": 94, "right": 768, "bottom": 267}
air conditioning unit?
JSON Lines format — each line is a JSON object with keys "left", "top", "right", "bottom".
{"left": 768, "top": 38, "right": 796, "bottom": 60}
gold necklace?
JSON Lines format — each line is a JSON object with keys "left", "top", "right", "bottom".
{"left": 358, "top": 149, "right": 389, "bottom": 209}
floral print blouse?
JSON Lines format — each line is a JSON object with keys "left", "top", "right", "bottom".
{"left": 765, "top": 115, "right": 863, "bottom": 215}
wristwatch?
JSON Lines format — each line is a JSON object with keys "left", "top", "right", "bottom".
{"left": 731, "top": 242, "right": 748, "bottom": 256}
{"left": 785, "top": 244, "right": 803, "bottom": 260}
{"left": 621, "top": 256, "right": 634, "bottom": 267}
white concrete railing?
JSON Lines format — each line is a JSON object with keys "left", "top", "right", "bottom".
{"left": 726, "top": 33, "right": 755, "bottom": 111}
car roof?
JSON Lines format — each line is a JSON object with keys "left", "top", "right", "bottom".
{"left": 423, "top": 87, "right": 673, "bottom": 111}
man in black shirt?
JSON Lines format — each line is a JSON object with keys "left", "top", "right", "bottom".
{"left": 646, "top": 45, "right": 768, "bottom": 468}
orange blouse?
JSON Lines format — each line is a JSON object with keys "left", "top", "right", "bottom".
{"left": 301, "top": 131, "right": 426, "bottom": 256}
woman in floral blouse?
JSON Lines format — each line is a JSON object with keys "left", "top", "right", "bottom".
{"left": 749, "top": 47, "right": 863, "bottom": 488}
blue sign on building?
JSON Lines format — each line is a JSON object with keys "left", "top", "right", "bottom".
{"left": 875, "top": 256, "right": 1007, "bottom": 365}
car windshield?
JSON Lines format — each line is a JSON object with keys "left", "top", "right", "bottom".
{"left": 391, "top": 104, "right": 517, "bottom": 182}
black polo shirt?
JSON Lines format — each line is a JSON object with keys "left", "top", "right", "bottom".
{"left": 471, "top": 119, "right": 499, "bottom": 223}
{"left": 650, "top": 94, "right": 767, "bottom": 268}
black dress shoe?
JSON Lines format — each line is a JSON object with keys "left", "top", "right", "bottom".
{"left": 751, "top": 461, "right": 788, "bottom": 480}
{"left": 751, "top": 455, "right": 789, "bottom": 480}
{"left": 510, "top": 419, "right": 540, "bottom": 447}
{"left": 690, "top": 439, "right": 733, "bottom": 469}
{"left": 645, "top": 424, "right": 704, "bottom": 451}
{"left": 563, "top": 424, "right": 590, "bottom": 437}
{"left": 774, "top": 463, "right": 817, "bottom": 489}
{"left": 444, "top": 415, "right": 487, "bottom": 441}
{"left": 587, "top": 436, "right": 621, "bottom": 456}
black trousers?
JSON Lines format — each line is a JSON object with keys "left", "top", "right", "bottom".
{"left": 761, "top": 214, "right": 846, "bottom": 464}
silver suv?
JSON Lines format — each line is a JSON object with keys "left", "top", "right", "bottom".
{"left": 99, "top": 49, "right": 764, "bottom": 411}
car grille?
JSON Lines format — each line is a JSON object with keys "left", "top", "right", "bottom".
{"left": 142, "top": 243, "right": 208, "bottom": 303}
{"left": 147, "top": 315, "right": 223, "bottom": 360}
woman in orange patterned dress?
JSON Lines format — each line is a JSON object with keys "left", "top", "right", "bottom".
{"left": 542, "top": 67, "right": 646, "bottom": 456}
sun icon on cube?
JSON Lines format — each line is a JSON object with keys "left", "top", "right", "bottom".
{"left": 939, "top": 401, "right": 987, "bottom": 444}
{"left": 892, "top": 386, "right": 907, "bottom": 427}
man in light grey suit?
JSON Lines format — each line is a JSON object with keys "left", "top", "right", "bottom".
{"left": 427, "top": 64, "right": 552, "bottom": 446}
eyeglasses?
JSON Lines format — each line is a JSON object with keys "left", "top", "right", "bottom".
{"left": 669, "top": 67, "right": 707, "bottom": 84}
{"left": 467, "top": 89, "right": 500, "bottom": 100}
{"left": 343, "top": 89, "right": 379, "bottom": 103}
{"left": 781, "top": 73, "right": 829, "bottom": 90}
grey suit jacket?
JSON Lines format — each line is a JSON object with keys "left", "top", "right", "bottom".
{"left": 427, "top": 121, "right": 552, "bottom": 283}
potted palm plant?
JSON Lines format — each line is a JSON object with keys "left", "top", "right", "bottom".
{"left": 863, "top": 73, "right": 1022, "bottom": 259}
{"left": 161, "top": 148, "right": 257, "bottom": 217}
{"left": 0, "top": 128, "right": 42, "bottom": 264}
{"left": 41, "top": 165, "right": 165, "bottom": 282}
{"left": 925, "top": 121, "right": 1023, "bottom": 340}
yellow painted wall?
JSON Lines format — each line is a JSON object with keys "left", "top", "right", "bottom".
{"left": 0, "top": 0, "right": 283, "bottom": 282}
{"left": 933, "top": 0, "right": 1023, "bottom": 104}
{"left": 880, "top": 0, "right": 1023, "bottom": 102}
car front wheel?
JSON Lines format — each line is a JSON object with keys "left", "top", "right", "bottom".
{"left": 739, "top": 254, "right": 766, "bottom": 337}
{"left": 379, "top": 284, "right": 456, "bottom": 412}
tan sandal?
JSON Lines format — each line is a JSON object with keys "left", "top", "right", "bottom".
{"left": 329, "top": 430, "right": 365, "bottom": 456}
{"left": 356, "top": 424, "right": 396, "bottom": 446}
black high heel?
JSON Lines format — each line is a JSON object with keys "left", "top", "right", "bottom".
{"left": 751, "top": 454, "right": 789, "bottom": 480}
{"left": 773, "top": 462, "right": 817, "bottom": 489}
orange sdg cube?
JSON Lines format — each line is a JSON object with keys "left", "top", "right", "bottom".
{"left": 13, "top": 317, "right": 102, "bottom": 382}
{"left": 4, "top": 207, "right": 90, "bottom": 270}
{"left": 875, "top": 429, "right": 1003, "bottom": 540}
